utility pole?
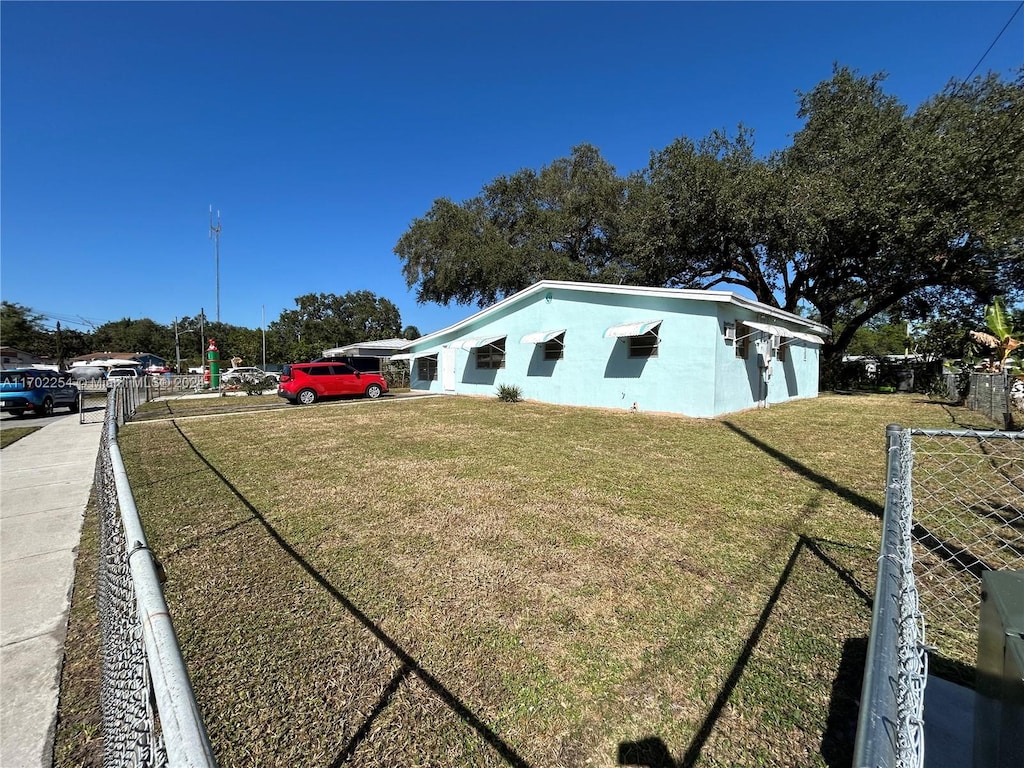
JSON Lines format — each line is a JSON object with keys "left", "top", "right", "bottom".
{"left": 56, "top": 321, "right": 64, "bottom": 369}
{"left": 209, "top": 206, "right": 222, "bottom": 324}
{"left": 262, "top": 305, "right": 267, "bottom": 369}
{"left": 174, "top": 317, "right": 181, "bottom": 374}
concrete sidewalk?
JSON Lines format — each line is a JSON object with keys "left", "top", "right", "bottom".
{"left": 1, "top": 414, "right": 103, "bottom": 767}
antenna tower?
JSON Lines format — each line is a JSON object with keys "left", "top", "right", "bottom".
{"left": 209, "top": 206, "right": 222, "bottom": 323}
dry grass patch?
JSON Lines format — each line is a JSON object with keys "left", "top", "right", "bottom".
{"left": 60, "top": 393, "right": 986, "bottom": 767}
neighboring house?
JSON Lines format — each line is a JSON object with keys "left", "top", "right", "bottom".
{"left": 0, "top": 346, "right": 42, "bottom": 370}
{"left": 392, "top": 280, "right": 829, "bottom": 418}
{"left": 321, "top": 338, "right": 408, "bottom": 373}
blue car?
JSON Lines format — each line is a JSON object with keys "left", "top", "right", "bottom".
{"left": 0, "top": 368, "right": 79, "bottom": 417}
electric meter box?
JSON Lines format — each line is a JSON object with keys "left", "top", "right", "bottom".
{"left": 974, "top": 570, "right": 1024, "bottom": 768}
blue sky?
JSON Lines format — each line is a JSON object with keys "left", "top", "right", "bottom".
{"left": 2, "top": 1, "right": 1021, "bottom": 339}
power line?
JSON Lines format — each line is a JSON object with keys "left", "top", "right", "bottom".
{"left": 927, "top": 1, "right": 1023, "bottom": 128}
{"left": 30, "top": 310, "right": 110, "bottom": 330}
{"left": 960, "top": 1, "right": 1023, "bottom": 85}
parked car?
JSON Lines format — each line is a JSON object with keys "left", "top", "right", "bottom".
{"left": 68, "top": 365, "right": 108, "bottom": 384}
{"left": 277, "top": 362, "right": 388, "bottom": 405}
{"left": 0, "top": 368, "right": 79, "bottom": 416}
{"left": 220, "top": 366, "right": 279, "bottom": 384}
{"left": 106, "top": 367, "right": 141, "bottom": 388}
{"left": 311, "top": 355, "right": 382, "bottom": 372}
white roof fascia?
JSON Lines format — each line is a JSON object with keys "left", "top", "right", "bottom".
{"left": 520, "top": 329, "right": 566, "bottom": 344}
{"left": 388, "top": 353, "right": 413, "bottom": 361}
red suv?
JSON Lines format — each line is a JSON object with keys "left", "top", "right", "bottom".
{"left": 278, "top": 362, "right": 388, "bottom": 405}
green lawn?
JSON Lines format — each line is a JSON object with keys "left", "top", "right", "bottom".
{"left": 0, "top": 425, "right": 42, "bottom": 448}
{"left": 131, "top": 393, "right": 287, "bottom": 421}
{"left": 57, "top": 393, "right": 987, "bottom": 767}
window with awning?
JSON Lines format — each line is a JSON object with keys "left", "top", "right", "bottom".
{"left": 604, "top": 320, "right": 661, "bottom": 358}
{"left": 521, "top": 329, "right": 566, "bottom": 361}
{"left": 474, "top": 338, "right": 506, "bottom": 370}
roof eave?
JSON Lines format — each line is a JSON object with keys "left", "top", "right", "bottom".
{"left": 401, "top": 280, "right": 830, "bottom": 349}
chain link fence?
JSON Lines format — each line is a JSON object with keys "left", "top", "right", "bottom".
{"left": 943, "top": 371, "right": 1019, "bottom": 430}
{"left": 855, "top": 425, "right": 1023, "bottom": 767}
{"left": 908, "top": 428, "right": 1023, "bottom": 671}
{"left": 94, "top": 381, "right": 216, "bottom": 767}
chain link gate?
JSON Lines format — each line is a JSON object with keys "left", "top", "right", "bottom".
{"left": 79, "top": 381, "right": 110, "bottom": 424}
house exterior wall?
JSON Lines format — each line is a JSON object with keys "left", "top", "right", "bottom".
{"left": 405, "top": 284, "right": 821, "bottom": 417}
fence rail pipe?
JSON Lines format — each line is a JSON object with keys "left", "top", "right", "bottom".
{"left": 910, "top": 427, "right": 1020, "bottom": 440}
{"left": 106, "top": 398, "right": 216, "bottom": 767}
{"left": 853, "top": 423, "right": 914, "bottom": 768}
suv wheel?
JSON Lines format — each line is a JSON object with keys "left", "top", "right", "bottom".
{"left": 297, "top": 388, "right": 317, "bottom": 405}
{"left": 38, "top": 397, "right": 53, "bottom": 416}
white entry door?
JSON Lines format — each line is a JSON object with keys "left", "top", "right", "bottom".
{"left": 441, "top": 346, "right": 456, "bottom": 392}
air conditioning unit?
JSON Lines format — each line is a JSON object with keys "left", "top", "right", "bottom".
{"left": 770, "top": 335, "right": 781, "bottom": 352}
{"left": 724, "top": 323, "right": 736, "bottom": 342}
{"left": 974, "top": 570, "right": 1024, "bottom": 768}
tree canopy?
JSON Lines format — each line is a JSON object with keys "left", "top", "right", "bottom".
{"left": 267, "top": 291, "right": 403, "bottom": 362}
{"left": 2, "top": 290, "right": 403, "bottom": 370}
{"left": 394, "top": 66, "right": 1024, "bottom": 362}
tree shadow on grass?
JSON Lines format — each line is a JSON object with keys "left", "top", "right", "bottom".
{"left": 171, "top": 421, "right": 533, "bottom": 768}
{"left": 720, "top": 421, "right": 884, "bottom": 519}
{"left": 722, "top": 421, "right": 1001, "bottom": 586}
{"left": 618, "top": 534, "right": 875, "bottom": 768}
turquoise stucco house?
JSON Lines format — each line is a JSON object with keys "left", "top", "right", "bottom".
{"left": 392, "top": 281, "right": 829, "bottom": 418}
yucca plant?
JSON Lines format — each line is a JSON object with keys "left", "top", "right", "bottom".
{"left": 496, "top": 383, "right": 523, "bottom": 402}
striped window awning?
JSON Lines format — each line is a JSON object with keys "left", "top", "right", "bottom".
{"left": 452, "top": 335, "right": 507, "bottom": 350}
{"left": 604, "top": 319, "right": 662, "bottom": 339}
{"left": 743, "top": 321, "right": 824, "bottom": 345}
{"left": 520, "top": 329, "right": 566, "bottom": 344}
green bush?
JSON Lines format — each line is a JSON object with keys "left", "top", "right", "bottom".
{"left": 496, "top": 383, "right": 523, "bottom": 402}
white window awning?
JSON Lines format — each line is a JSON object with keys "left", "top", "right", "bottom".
{"left": 520, "top": 329, "right": 566, "bottom": 344}
{"left": 452, "top": 334, "right": 506, "bottom": 350}
{"left": 388, "top": 353, "right": 413, "bottom": 362}
{"left": 604, "top": 319, "right": 662, "bottom": 339}
{"left": 743, "top": 320, "right": 824, "bottom": 346}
